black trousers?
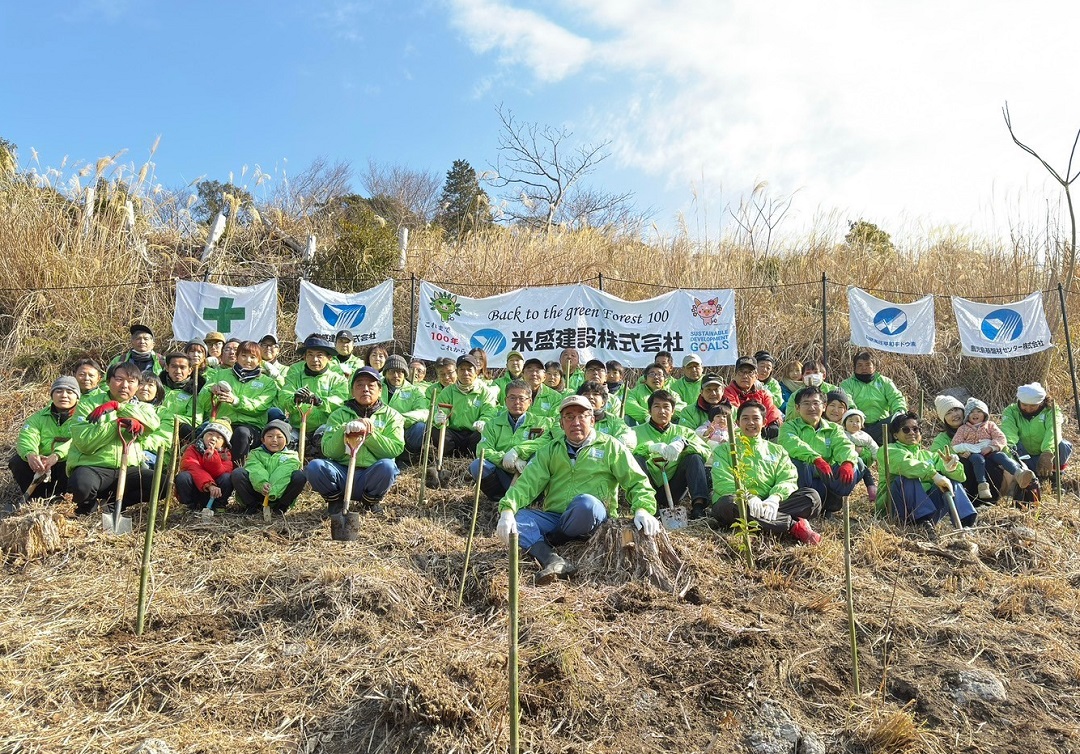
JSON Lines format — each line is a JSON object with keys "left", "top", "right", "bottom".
{"left": 68, "top": 465, "right": 156, "bottom": 514}
{"left": 231, "top": 468, "right": 307, "bottom": 512}
{"left": 437, "top": 428, "right": 481, "bottom": 458}
{"left": 229, "top": 424, "right": 261, "bottom": 464}
{"left": 8, "top": 454, "right": 69, "bottom": 498}
{"left": 710, "top": 487, "right": 821, "bottom": 535}
{"left": 634, "top": 454, "right": 711, "bottom": 507}
{"left": 175, "top": 470, "right": 234, "bottom": 510}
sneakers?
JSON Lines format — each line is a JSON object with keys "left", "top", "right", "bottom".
{"left": 1015, "top": 468, "right": 1036, "bottom": 489}
{"left": 789, "top": 518, "right": 821, "bottom": 546}
{"left": 977, "top": 482, "right": 992, "bottom": 500}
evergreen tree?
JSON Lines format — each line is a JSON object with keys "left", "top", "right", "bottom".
{"left": 436, "top": 159, "right": 493, "bottom": 240}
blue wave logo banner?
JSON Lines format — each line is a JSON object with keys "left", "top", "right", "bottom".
{"left": 980, "top": 308, "right": 1024, "bottom": 342}
{"left": 470, "top": 328, "right": 507, "bottom": 355}
{"left": 323, "top": 303, "right": 367, "bottom": 329}
{"left": 873, "top": 307, "right": 908, "bottom": 336}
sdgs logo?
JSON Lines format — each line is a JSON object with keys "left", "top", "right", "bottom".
{"left": 470, "top": 328, "right": 507, "bottom": 355}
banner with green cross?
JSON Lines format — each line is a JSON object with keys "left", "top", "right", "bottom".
{"left": 172, "top": 279, "right": 278, "bottom": 341}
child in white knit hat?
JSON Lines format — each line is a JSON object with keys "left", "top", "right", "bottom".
{"left": 952, "top": 397, "right": 1034, "bottom": 499}
{"left": 842, "top": 408, "right": 878, "bottom": 501}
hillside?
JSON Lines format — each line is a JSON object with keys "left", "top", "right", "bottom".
{"left": 1, "top": 459, "right": 1079, "bottom": 754}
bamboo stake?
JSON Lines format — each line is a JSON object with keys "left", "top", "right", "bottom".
{"left": 725, "top": 411, "right": 754, "bottom": 570}
{"left": 509, "top": 530, "right": 520, "bottom": 754}
{"left": 882, "top": 425, "right": 892, "bottom": 520}
{"left": 418, "top": 389, "right": 437, "bottom": 506}
{"left": 457, "top": 450, "right": 485, "bottom": 607}
{"left": 159, "top": 416, "right": 181, "bottom": 529}
{"left": 136, "top": 437, "right": 167, "bottom": 635}
{"left": 842, "top": 492, "right": 860, "bottom": 695}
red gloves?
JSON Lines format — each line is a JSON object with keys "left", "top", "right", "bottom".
{"left": 813, "top": 457, "right": 833, "bottom": 478}
{"left": 87, "top": 401, "right": 119, "bottom": 423}
{"left": 838, "top": 461, "right": 856, "bottom": 485}
{"left": 118, "top": 417, "right": 144, "bottom": 436}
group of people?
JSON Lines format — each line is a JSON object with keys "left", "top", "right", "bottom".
{"left": 7, "top": 326, "right": 1072, "bottom": 584}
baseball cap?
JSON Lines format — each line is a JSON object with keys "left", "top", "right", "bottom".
{"left": 351, "top": 366, "right": 382, "bottom": 384}
{"left": 457, "top": 354, "right": 479, "bottom": 369}
{"left": 205, "top": 331, "right": 225, "bottom": 344}
{"left": 754, "top": 350, "right": 775, "bottom": 363}
{"left": 585, "top": 358, "right": 606, "bottom": 370}
{"left": 701, "top": 373, "right": 723, "bottom": 387}
{"left": 506, "top": 350, "right": 524, "bottom": 360}
{"left": 523, "top": 357, "right": 544, "bottom": 370}
{"left": 735, "top": 356, "right": 757, "bottom": 372}
{"left": 130, "top": 323, "right": 153, "bottom": 337}
{"left": 335, "top": 329, "right": 354, "bottom": 341}
{"left": 559, "top": 395, "right": 593, "bottom": 413}
{"left": 682, "top": 354, "right": 703, "bottom": 368}
{"left": 259, "top": 334, "right": 278, "bottom": 345}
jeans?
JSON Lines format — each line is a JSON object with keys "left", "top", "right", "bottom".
{"left": 634, "top": 454, "right": 711, "bottom": 507}
{"left": 306, "top": 457, "right": 399, "bottom": 502}
{"left": 468, "top": 458, "right": 514, "bottom": 500}
{"left": 1017, "top": 440, "right": 1073, "bottom": 474}
{"left": 515, "top": 494, "right": 607, "bottom": 549}
{"left": 887, "top": 476, "right": 976, "bottom": 526}
{"left": 967, "top": 451, "right": 1022, "bottom": 484}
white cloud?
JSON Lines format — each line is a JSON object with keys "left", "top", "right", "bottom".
{"left": 446, "top": 0, "right": 1080, "bottom": 241}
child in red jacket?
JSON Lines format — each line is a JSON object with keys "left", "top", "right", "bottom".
{"left": 176, "top": 420, "right": 235, "bottom": 511}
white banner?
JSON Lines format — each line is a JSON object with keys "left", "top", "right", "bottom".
{"left": 952, "top": 292, "right": 1053, "bottom": 358}
{"left": 414, "top": 282, "right": 737, "bottom": 367}
{"left": 173, "top": 279, "right": 278, "bottom": 342}
{"left": 296, "top": 279, "right": 394, "bottom": 345}
{"left": 847, "top": 288, "right": 936, "bottom": 355}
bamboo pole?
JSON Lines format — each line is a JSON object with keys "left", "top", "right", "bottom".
{"left": 458, "top": 450, "right": 485, "bottom": 607}
{"left": 508, "top": 531, "right": 520, "bottom": 754}
{"left": 136, "top": 436, "right": 168, "bottom": 635}
{"left": 159, "top": 416, "right": 181, "bottom": 529}
{"left": 418, "top": 389, "right": 437, "bottom": 506}
{"left": 725, "top": 411, "right": 754, "bottom": 570}
{"left": 842, "top": 493, "right": 860, "bottom": 695}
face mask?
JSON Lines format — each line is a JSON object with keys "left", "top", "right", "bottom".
{"left": 855, "top": 373, "right": 874, "bottom": 383}
{"left": 804, "top": 373, "right": 824, "bottom": 387}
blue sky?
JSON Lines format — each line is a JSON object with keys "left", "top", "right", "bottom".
{"left": 3, "top": 1, "right": 1080, "bottom": 244}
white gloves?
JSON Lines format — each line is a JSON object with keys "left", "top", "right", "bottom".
{"left": 647, "top": 442, "right": 665, "bottom": 457}
{"left": 942, "top": 454, "right": 959, "bottom": 472}
{"left": 433, "top": 409, "right": 449, "bottom": 427}
{"left": 932, "top": 473, "right": 953, "bottom": 492}
{"left": 746, "top": 495, "right": 765, "bottom": 519}
{"left": 345, "top": 420, "right": 368, "bottom": 436}
{"left": 206, "top": 356, "right": 220, "bottom": 368}
{"left": 660, "top": 442, "right": 682, "bottom": 464}
{"left": 501, "top": 448, "right": 520, "bottom": 472}
{"left": 473, "top": 420, "right": 486, "bottom": 432}
{"left": 496, "top": 509, "right": 518, "bottom": 545}
{"left": 761, "top": 495, "right": 780, "bottom": 521}
{"left": 514, "top": 458, "right": 528, "bottom": 474}
{"left": 634, "top": 509, "right": 661, "bottom": 536}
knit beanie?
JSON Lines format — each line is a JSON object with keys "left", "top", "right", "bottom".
{"left": 263, "top": 419, "right": 293, "bottom": 439}
{"left": 51, "top": 375, "right": 80, "bottom": 394}
{"left": 934, "top": 394, "right": 964, "bottom": 422}
{"left": 841, "top": 408, "right": 865, "bottom": 427}
{"left": 201, "top": 418, "right": 233, "bottom": 444}
{"left": 964, "top": 397, "right": 989, "bottom": 422}
{"left": 384, "top": 354, "right": 408, "bottom": 374}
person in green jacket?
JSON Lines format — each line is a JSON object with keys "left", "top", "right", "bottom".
{"left": 382, "top": 354, "right": 431, "bottom": 462}
{"left": 544, "top": 360, "right": 569, "bottom": 394}
{"left": 67, "top": 362, "right": 161, "bottom": 515}
{"left": 522, "top": 358, "right": 563, "bottom": 417}
{"left": 624, "top": 362, "right": 685, "bottom": 426}
{"left": 778, "top": 386, "right": 861, "bottom": 515}
{"left": 135, "top": 373, "right": 170, "bottom": 467}
{"left": 198, "top": 340, "right": 279, "bottom": 463}
{"left": 469, "top": 379, "right": 555, "bottom": 500}
{"left": 8, "top": 375, "right": 80, "bottom": 503}
{"left": 755, "top": 351, "right": 783, "bottom": 408}
{"left": 73, "top": 358, "right": 104, "bottom": 396}
{"left": 678, "top": 373, "right": 726, "bottom": 430}
{"left": 306, "top": 367, "right": 405, "bottom": 514}
{"left": 580, "top": 359, "right": 621, "bottom": 415}
{"left": 631, "top": 389, "right": 712, "bottom": 519}
{"left": 332, "top": 330, "right": 365, "bottom": 379}
{"left": 158, "top": 351, "right": 203, "bottom": 443}
{"left": 279, "top": 335, "right": 349, "bottom": 455}
{"left": 783, "top": 360, "right": 839, "bottom": 418}
{"left": 877, "top": 412, "right": 976, "bottom": 526}
{"left": 259, "top": 335, "right": 288, "bottom": 387}
{"left": 409, "top": 358, "right": 431, "bottom": 395}
{"left": 231, "top": 419, "right": 306, "bottom": 514}
{"left": 494, "top": 395, "right": 660, "bottom": 584}
{"left": 669, "top": 354, "right": 704, "bottom": 407}
{"left": 431, "top": 354, "right": 499, "bottom": 459}
{"left": 494, "top": 350, "right": 525, "bottom": 400}
{"left": 709, "top": 400, "right": 822, "bottom": 544}
{"left": 425, "top": 357, "right": 457, "bottom": 401}
{"left": 578, "top": 381, "right": 634, "bottom": 448}
{"left": 839, "top": 351, "right": 907, "bottom": 445}
{"left": 560, "top": 348, "right": 585, "bottom": 393}
{"left": 108, "top": 323, "right": 165, "bottom": 375}
{"left": 1002, "top": 381, "right": 1072, "bottom": 479}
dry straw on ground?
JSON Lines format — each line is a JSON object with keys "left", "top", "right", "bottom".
{"left": 1, "top": 468, "right": 1079, "bottom": 753}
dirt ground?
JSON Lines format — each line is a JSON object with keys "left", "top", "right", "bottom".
{"left": 1, "top": 459, "right": 1079, "bottom": 754}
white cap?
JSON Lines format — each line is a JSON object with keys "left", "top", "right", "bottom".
{"left": 1017, "top": 382, "right": 1047, "bottom": 404}
{"left": 559, "top": 395, "right": 593, "bottom": 413}
{"left": 682, "top": 354, "right": 703, "bottom": 368}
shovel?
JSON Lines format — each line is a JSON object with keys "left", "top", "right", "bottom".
{"left": 942, "top": 488, "right": 963, "bottom": 530}
{"left": 657, "top": 459, "right": 687, "bottom": 531}
{"left": 426, "top": 403, "right": 453, "bottom": 488}
{"left": 297, "top": 404, "right": 312, "bottom": 462}
{"left": 202, "top": 495, "right": 217, "bottom": 520}
{"left": 103, "top": 422, "right": 137, "bottom": 535}
{"left": 21, "top": 469, "right": 52, "bottom": 505}
{"left": 261, "top": 488, "right": 272, "bottom": 522}
{"left": 330, "top": 432, "right": 364, "bottom": 541}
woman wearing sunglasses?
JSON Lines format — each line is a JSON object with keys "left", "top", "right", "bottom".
{"left": 876, "top": 411, "right": 977, "bottom": 528}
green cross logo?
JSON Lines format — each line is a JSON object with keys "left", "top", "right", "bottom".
{"left": 203, "top": 297, "right": 246, "bottom": 332}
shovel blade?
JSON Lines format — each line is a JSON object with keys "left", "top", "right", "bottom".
{"left": 329, "top": 511, "right": 361, "bottom": 541}
{"left": 660, "top": 507, "right": 688, "bottom": 531}
{"left": 201, "top": 507, "right": 214, "bottom": 520}
{"left": 102, "top": 511, "right": 133, "bottom": 535}
{"left": 262, "top": 505, "right": 272, "bottom": 522}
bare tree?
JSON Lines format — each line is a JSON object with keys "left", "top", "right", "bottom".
{"left": 490, "top": 104, "right": 634, "bottom": 232}
{"left": 272, "top": 156, "right": 353, "bottom": 216}
{"left": 360, "top": 159, "right": 441, "bottom": 229}
{"left": 727, "top": 181, "right": 796, "bottom": 258}
{"left": 1002, "top": 102, "right": 1080, "bottom": 296}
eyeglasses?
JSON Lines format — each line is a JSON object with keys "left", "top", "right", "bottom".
{"left": 799, "top": 401, "right": 824, "bottom": 408}
{"left": 898, "top": 426, "right": 920, "bottom": 435}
